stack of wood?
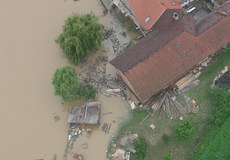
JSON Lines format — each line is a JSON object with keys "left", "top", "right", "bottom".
{"left": 147, "top": 90, "right": 191, "bottom": 119}
{"left": 176, "top": 73, "right": 196, "bottom": 90}
{"left": 176, "top": 72, "right": 201, "bottom": 93}
{"left": 101, "top": 123, "right": 111, "bottom": 134}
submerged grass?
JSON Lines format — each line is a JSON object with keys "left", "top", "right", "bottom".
{"left": 112, "top": 48, "right": 230, "bottom": 160}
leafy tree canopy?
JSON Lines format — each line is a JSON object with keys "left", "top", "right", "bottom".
{"left": 52, "top": 66, "right": 80, "bottom": 102}
{"left": 56, "top": 13, "right": 103, "bottom": 64}
{"left": 79, "top": 84, "right": 96, "bottom": 100}
{"left": 52, "top": 66, "right": 96, "bottom": 102}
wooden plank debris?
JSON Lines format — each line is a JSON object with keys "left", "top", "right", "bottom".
{"left": 102, "top": 112, "right": 112, "bottom": 116}
{"left": 146, "top": 90, "right": 194, "bottom": 119}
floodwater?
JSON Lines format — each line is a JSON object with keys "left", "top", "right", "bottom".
{"left": 0, "top": 0, "right": 130, "bottom": 160}
{"left": 71, "top": 95, "right": 130, "bottom": 160}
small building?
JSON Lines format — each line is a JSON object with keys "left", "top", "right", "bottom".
{"left": 110, "top": 4, "right": 230, "bottom": 104}
{"left": 67, "top": 102, "right": 100, "bottom": 125}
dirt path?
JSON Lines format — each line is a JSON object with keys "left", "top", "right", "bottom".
{"left": 0, "top": 0, "right": 130, "bottom": 160}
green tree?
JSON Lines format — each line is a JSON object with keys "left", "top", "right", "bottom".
{"left": 163, "top": 154, "right": 172, "bottom": 160}
{"left": 79, "top": 84, "right": 96, "bottom": 100}
{"left": 56, "top": 13, "right": 103, "bottom": 64}
{"left": 52, "top": 66, "right": 80, "bottom": 102}
{"left": 174, "top": 120, "right": 194, "bottom": 141}
{"left": 134, "top": 137, "right": 148, "bottom": 160}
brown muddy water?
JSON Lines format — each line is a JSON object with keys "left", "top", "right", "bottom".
{"left": 0, "top": 0, "right": 130, "bottom": 160}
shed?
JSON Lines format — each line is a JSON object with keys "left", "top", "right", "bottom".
{"left": 67, "top": 102, "right": 100, "bottom": 125}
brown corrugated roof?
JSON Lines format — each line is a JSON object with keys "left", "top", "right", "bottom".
{"left": 110, "top": 4, "right": 230, "bottom": 103}
{"left": 128, "top": 0, "right": 182, "bottom": 30}
{"left": 125, "top": 32, "right": 207, "bottom": 101}
{"left": 195, "top": 11, "right": 225, "bottom": 34}
{"left": 110, "top": 10, "right": 194, "bottom": 73}
{"left": 110, "top": 29, "right": 183, "bottom": 73}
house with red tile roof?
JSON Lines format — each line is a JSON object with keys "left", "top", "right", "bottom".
{"left": 127, "top": 0, "right": 182, "bottom": 30}
{"left": 112, "top": 0, "right": 182, "bottom": 32}
{"left": 110, "top": 4, "right": 230, "bottom": 104}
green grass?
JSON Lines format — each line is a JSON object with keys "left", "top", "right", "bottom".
{"left": 112, "top": 48, "right": 230, "bottom": 160}
{"left": 191, "top": 117, "right": 230, "bottom": 160}
{"left": 116, "top": 110, "right": 149, "bottom": 138}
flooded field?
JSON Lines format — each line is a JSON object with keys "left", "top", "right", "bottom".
{"left": 0, "top": 0, "right": 130, "bottom": 160}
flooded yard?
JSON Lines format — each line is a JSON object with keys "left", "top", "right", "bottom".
{"left": 0, "top": 0, "right": 130, "bottom": 160}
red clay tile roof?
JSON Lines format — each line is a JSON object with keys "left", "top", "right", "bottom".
{"left": 110, "top": 4, "right": 230, "bottom": 103}
{"left": 128, "top": 0, "right": 182, "bottom": 30}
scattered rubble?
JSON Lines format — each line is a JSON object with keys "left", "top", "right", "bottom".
{"left": 103, "top": 28, "right": 114, "bottom": 39}
{"left": 68, "top": 126, "right": 82, "bottom": 141}
{"left": 120, "top": 132, "right": 138, "bottom": 153}
{"left": 79, "top": 60, "right": 114, "bottom": 93}
{"left": 107, "top": 132, "right": 137, "bottom": 160}
{"left": 73, "top": 154, "right": 84, "bottom": 160}
{"left": 113, "top": 149, "right": 126, "bottom": 160}
{"left": 106, "top": 77, "right": 141, "bottom": 105}
{"left": 101, "top": 123, "right": 112, "bottom": 134}
{"left": 78, "top": 26, "right": 131, "bottom": 94}
{"left": 104, "top": 28, "right": 132, "bottom": 55}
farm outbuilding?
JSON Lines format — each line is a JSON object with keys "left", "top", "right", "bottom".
{"left": 67, "top": 102, "right": 100, "bottom": 125}
{"left": 110, "top": 4, "right": 230, "bottom": 104}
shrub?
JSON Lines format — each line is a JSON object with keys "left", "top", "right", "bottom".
{"left": 80, "top": 84, "right": 96, "bottom": 100}
{"left": 163, "top": 154, "right": 172, "bottom": 160}
{"left": 52, "top": 66, "right": 80, "bottom": 102}
{"left": 174, "top": 120, "right": 194, "bottom": 141}
{"left": 134, "top": 137, "right": 148, "bottom": 160}
{"left": 162, "top": 134, "right": 170, "bottom": 144}
{"left": 52, "top": 66, "right": 96, "bottom": 102}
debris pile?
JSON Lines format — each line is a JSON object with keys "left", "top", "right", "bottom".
{"left": 78, "top": 26, "right": 131, "bottom": 93}
{"left": 104, "top": 28, "right": 132, "bottom": 55}
{"left": 95, "top": 55, "right": 108, "bottom": 65}
{"left": 68, "top": 126, "right": 82, "bottom": 141}
{"left": 113, "top": 149, "right": 126, "bottom": 160}
{"left": 108, "top": 132, "right": 136, "bottom": 160}
{"left": 79, "top": 56, "right": 114, "bottom": 93}
{"left": 101, "top": 123, "right": 112, "bottom": 134}
{"left": 147, "top": 90, "right": 198, "bottom": 119}
{"left": 106, "top": 77, "right": 141, "bottom": 105}
{"left": 119, "top": 132, "right": 138, "bottom": 153}
{"left": 103, "top": 28, "right": 114, "bottom": 39}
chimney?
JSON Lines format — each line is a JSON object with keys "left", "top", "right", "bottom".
{"left": 173, "top": 12, "right": 179, "bottom": 20}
